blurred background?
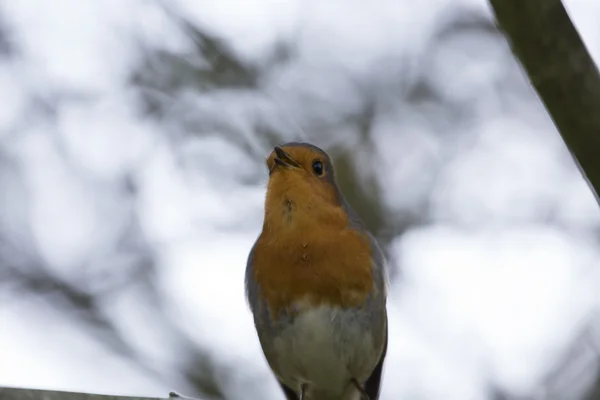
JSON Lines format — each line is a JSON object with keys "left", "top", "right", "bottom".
{"left": 1, "top": 0, "right": 600, "bottom": 399}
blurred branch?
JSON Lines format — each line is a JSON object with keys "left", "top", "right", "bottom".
{"left": 0, "top": 214, "right": 225, "bottom": 400}
{"left": 0, "top": 11, "right": 15, "bottom": 57}
{"left": 489, "top": 0, "right": 600, "bottom": 202}
{"left": 436, "top": 6, "right": 499, "bottom": 37}
{"left": 131, "top": 1, "right": 294, "bottom": 119}
{"left": 0, "top": 256, "right": 225, "bottom": 400}
{"left": 489, "top": 1, "right": 600, "bottom": 399}
{"left": 535, "top": 321, "right": 600, "bottom": 400}
{"left": 0, "top": 256, "right": 166, "bottom": 380}
{"left": 0, "top": 387, "right": 179, "bottom": 400}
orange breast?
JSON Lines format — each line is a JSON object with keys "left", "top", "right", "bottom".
{"left": 252, "top": 223, "right": 375, "bottom": 318}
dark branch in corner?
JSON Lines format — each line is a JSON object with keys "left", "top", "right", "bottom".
{"left": 488, "top": 0, "right": 600, "bottom": 201}
{"left": 488, "top": 1, "right": 600, "bottom": 399}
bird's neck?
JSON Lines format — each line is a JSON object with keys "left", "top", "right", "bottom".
{"left": 263, "top": 192, "right": 346, "bottom": 235}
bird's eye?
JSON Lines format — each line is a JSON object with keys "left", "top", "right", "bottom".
{"left": 312, "top": 160, "right": 324, "bottom": 176}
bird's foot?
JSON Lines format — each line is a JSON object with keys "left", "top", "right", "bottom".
{"left": 299, "top": 383, "right": 308, "bottom": 400}
{"left": 351, "top": 378, "right": 371, "bottom": 400}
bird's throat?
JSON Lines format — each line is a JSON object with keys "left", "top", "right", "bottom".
{"left": 283, "top": 198, "right": 293, "bottom": 224}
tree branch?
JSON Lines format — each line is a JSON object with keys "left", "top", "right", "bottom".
{"left": 0, "top": 388, "right": 205, "bottom": 400}
{"left": 488, "top": 1, "right": 600, "bottom": 398}
{"left": 488, "top": 0, "right": 600, "bottom": 201}
{"left": 0, "top": 387, "right": 186, "bottom": 400}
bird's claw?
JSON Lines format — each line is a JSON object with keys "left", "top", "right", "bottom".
{"left": 351, "top": 378, "right": 371, "bottom": 400}
{"left": 299, "top": 383, "right": 307, "bottom": 400}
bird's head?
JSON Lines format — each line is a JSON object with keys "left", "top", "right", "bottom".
{"left": 263, "top": 142, "right": 346, "bottom": 229}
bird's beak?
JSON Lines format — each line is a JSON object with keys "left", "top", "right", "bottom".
{"left": 273, "top": 146, "right": 301, "bottom": 169}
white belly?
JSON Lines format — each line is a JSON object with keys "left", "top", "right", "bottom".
{"left": 270, "top": 304, "right": 379, "bottom": 399}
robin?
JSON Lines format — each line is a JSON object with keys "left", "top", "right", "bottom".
{"left": 245, "top": 142, "right": 388, "bottom": 400}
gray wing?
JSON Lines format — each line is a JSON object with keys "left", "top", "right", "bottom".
{"left": 244, "top": 238, "right": 275, "bottom": 364}
{"left": 244, "top": 239, "right": 260, "bottom": 315}
{"left": 364, "top": 310, "right": 388, "bottom": 400}
{"left": 245, "top": 238, "right": 294, "bottom": 400}
{"left": 342, "top": 199, "right": 389, "bottom": 297}
{"left": 366, "top": 231, "right": 389, "bottom": 298}
{"left": 364, "top": 231, "right": 389, "bottom": 400}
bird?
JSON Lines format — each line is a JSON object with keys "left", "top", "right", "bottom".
{"left": 245, "top": 142, "right": 388, "bottom": 400}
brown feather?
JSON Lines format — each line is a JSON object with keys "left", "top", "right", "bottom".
{"left": 253, "top": 145, "right": 375, "bottom": 318}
